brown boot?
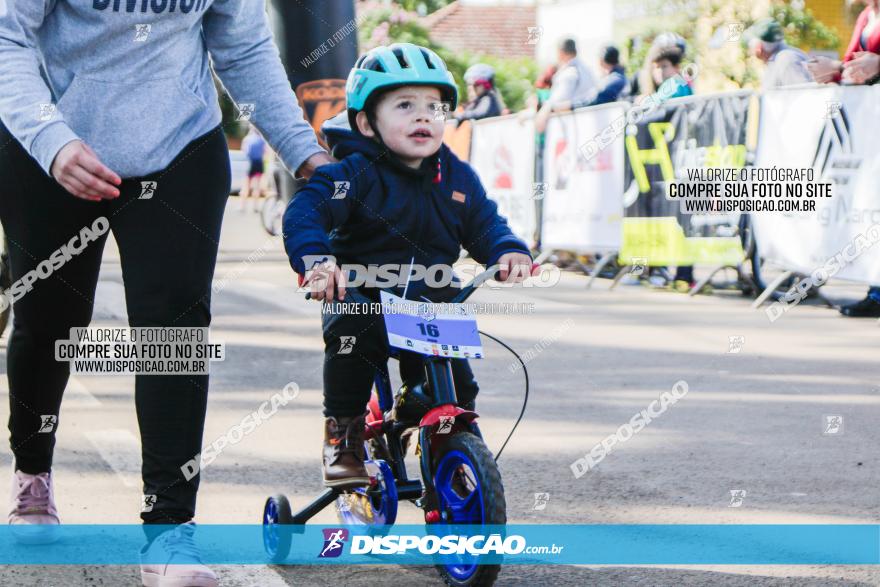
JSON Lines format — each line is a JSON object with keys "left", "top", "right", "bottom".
{"left": 323, "top": 413, "right": 370, "bottom": 489}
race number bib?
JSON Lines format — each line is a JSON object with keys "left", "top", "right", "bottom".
{"left": 380, "top": 292, "right": 483, "bottom": 359}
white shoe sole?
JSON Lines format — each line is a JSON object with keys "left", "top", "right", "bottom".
{"left": 141, "top": 568, "right": 218, "bottom": 587}
{"left": 9, "top": 524, "right": 60, "bottom": 545}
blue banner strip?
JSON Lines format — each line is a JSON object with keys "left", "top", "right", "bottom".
{"left": 0, "top": 524, "right": 877, "bottom": 565}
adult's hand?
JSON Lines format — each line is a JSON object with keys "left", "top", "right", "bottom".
{"left": 50, "top": 141, "right": 121, "bottom": 202}
{"left": 296, "top": 151, "right": 337, "bottom": 180}
{"left": 842, "top": 51, "right": 880, "bottom": 85}
{"left": 806, "top": 56, "right": 842, "bottom": 84}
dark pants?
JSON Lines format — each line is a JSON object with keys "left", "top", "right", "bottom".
{"left": 675, "top": 266, "right": 694, "bottom": 283}
{"left": 321, "top": 296, "right": 479, "bottom": 418}
{"left": 0, "top": 124, "right": 230, "bottom": 525}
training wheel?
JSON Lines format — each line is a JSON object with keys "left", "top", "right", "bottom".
{"left": 262, "top": 494, "right": 293, "bottom": 562}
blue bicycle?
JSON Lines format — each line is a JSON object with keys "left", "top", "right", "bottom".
{"left": 263, "top": 266, "right": 530, "bottom": 586}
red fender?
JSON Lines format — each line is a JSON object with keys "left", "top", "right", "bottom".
{"left": 364, "top": 392, "right": 384, "bottom": 440}
{"left": 419, "top": 404, "right": 478, "bottom": 428}
{"left": 366, "top": 392, "right": 382, "bottom": 423}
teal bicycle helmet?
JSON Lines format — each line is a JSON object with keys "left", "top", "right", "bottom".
{"left": 345, "top": 43, "right": 459, "bottom": 131}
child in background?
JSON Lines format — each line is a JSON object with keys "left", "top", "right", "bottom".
{"left": 453, "top": 63, "right": 506, "bottom": 123}
{"left": 240, "top": 125, "right": 266, "bottom": 212}
{"left": 650, "top": 41, "right": 695, "bottom": 291}
{"left": 650, "top": 44, "right": 693, "bottom": 100}
{"left": 282, "top": 43, "right": 533, "bottom": 488}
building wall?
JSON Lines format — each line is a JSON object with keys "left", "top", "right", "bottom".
{"left": 536, "top": 0, "right": 614, "bottom": 73}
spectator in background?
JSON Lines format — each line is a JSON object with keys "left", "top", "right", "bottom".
{"left": 533, "top": 38, "right": 597, "bottom": 127}
{"left": 632, "top": 32, "right": 690, "bottom": 99}
{"left": 454, "top": 63, "right": 507, "bottom": 123}
{"left": 539, "top": 45, "right": 628, "bottom": 122}
{"left": 650, "top": 43, "right": 693, "bottom": 99}
{"left": 646, "top": 41, "right": 696, "bottom": 292}
{"left": 806, "top": 0, "right": 880, "bottom": 317}
{"left": 523, "top": 64, "right": 559, "bottom": 251}
{"left": 744, "top": 18, "right": 812, "bottom": 89}
{"left": 240, "top": 125, "right": 266, "bottom": 212}
{"left": 533, "top": 64, "right": 557, "bottom": 108}
{"left": 807, "top": 0, "right": 880, "bottom": 85}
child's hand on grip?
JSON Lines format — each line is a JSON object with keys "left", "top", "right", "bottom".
{"left": 497, "top": 252, "right": 535, "bottom": 283}
{"left": 304, "top": 260, "right": 347, "bottom": 302}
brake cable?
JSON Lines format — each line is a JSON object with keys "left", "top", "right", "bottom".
{"left": 478, "top": 330, "right": 529, "bottom": 463}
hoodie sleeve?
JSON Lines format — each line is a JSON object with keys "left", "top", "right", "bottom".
{"left": 460, "top": 167, "right": 531, "bottom": 267}
{"left": 282, "top": 160, "right": 364, "bottom": 276}
{"left": 202, "top": 0, "right": 325, "bottom": 177}
{"left": 0, "top": 0, "right": 81, "bottom": 176}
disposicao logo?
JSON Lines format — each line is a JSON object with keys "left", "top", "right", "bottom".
{"left": 318, "top": 528, "right": 348, "bottom": 558}
{"left": 350, "top": 534, "right": 527, "bottom": 555}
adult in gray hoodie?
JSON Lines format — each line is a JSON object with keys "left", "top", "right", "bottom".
{"left": 0, "top": 1, "right": 332, "bottom": 584}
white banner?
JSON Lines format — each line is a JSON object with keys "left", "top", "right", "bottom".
{"left": 541, "top": 103, "right": 625, "bottom": 252}
{"left": 469, "top": 114, "right": 536, "bottom": 244}
{"left": 752, "top": 86, "right": 880, "bottom": 284}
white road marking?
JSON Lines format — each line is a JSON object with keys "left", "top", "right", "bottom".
{"left": 66, "top": 375, "right": 101, "bottom": 406}
{"left": 94, "top": 280, "right": 129, "bottom": 321}
{"left": 84, "top": 429, "right": 142, "bottom": 488}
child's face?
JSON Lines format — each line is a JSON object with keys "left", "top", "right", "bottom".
{"left": 652, "top": 59, "right": 679, "bottom": 85}
{"left": 357, "top": 86, "right": 446, "bottom": 168}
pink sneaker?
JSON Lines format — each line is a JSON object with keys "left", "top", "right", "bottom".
{"left": 140, "top": 522, "right": 218, "bottom": 587}
{"left": 8, "top": 470, "right": 60, "bottom": 544}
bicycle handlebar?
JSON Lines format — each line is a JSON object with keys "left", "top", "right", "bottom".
{"left": 303, "top": 263, "right": 539, "bottom": 304}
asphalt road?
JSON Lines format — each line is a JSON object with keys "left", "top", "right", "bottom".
{"left": 0, "top": 202, "right": 878, "bottom": 586}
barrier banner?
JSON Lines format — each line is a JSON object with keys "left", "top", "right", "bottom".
{"left": 469, "top": 114, "right": 536, "bottom": 244}
{"left": 621, "top": 92, "right": 751, "bottom": 266}
{"left": 751, "top": 85, "right": 880, "bottom": 284}
{"left": 443, "top": 119, "right": 472, "bottom": 162}
{"left": 541, "top": 103, "right": 626, "bottom": 252}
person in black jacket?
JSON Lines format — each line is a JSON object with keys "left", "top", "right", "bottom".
{"left": 282, "top": 44, "right": 533, "bottom": 489}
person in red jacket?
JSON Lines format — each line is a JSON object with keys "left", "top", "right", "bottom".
{"left": 807, "top": 0, "right": 880, "bottom": 84}
{"left": 807, "top": 0, "right": 880, "bottom": 317}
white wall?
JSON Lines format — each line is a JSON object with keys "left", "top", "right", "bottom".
{"left": 536, "top": 0, "right": 613, "bottom": 78}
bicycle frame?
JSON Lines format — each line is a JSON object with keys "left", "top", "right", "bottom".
{"left": 370, "top": 350, "right": 482, "bottom": 510}
{"left": 288, "top": 264, "right": 508, "bottom": 523}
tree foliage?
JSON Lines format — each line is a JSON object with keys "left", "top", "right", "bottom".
{"left": 769, "top": 2, "right": 840, "bottom": 52}
{"left": 391, "top": 0, "right": 454, "bottom": 16}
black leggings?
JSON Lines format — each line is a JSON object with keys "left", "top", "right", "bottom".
{"left": 0, "top": 124, "right": 229, "bottom": 524}
{"left": 321, "top": 295, "right": 479, "bottom": 418}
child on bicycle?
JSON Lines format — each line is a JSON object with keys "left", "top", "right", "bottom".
{"left": 282, "top": 43, "right": 532, "bottom": 489}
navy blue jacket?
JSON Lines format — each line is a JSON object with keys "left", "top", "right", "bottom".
{"left": 282, "top": 118, "right": 530, "bottom": 298}
{"left": 572, "top": 65, "right": 628, "bottom": 109}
